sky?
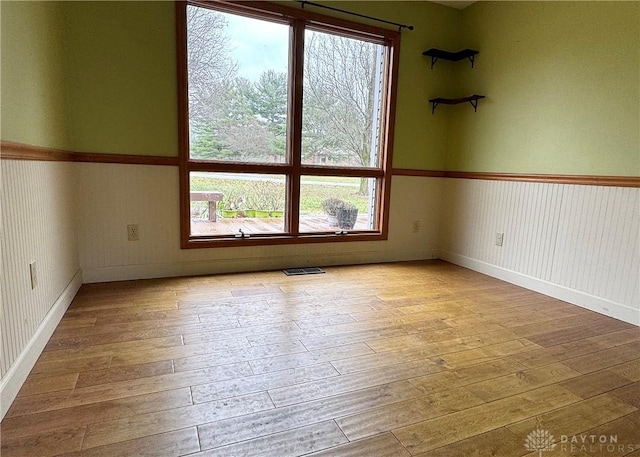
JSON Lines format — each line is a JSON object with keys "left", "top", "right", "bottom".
{"left": 223, "top": 13, "right": 289, "bottom": 82}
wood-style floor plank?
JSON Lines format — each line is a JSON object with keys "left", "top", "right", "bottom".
{"left": 194, "top": 420, "right": 348, "bottom": 456}
{"left": 335, "top": 386, "right": 484, "bottom": 441}
{"left": 6, "top": 362, "right": 252, "bottom": 417}
{"left": 16, "top": 372, "right": 79, "bottom": 397}
{"left": 197, "top": 380, "right": 425, "bottom": 450}
{"left": 561, "top": 411, "right": 640, "bottom": 456}
{"left": 609, "top": 382, "right": 640, "bottom": 409}
{"left": 464, "top": 361, "right": 581, "bottom": 402}
{"left": 81, "top": 391, "right": 274, "bottom": 449}
{"left": 190, "top": 363, "right": 339, "bottom": 404}
{"left": 0, "top": 388, "right": 193, "bottom": 440}
{"left": 413, "top": 427, "right": 528, "bottom": 457}
{"left": 57, "top": 427, "right": 200, "bottom": 457}
{"left": 506, "top": 394, "right": 637, "bottom": 445}
{"left": 562, "top": 341, "right": 640, "bottom": 374}
{"left": 306, "top": 433, "right": 410, "bottom": 457}
{"left": 0, "top": 426, "right": 86, "bottom": 457}
{"left": 75, "top": 360, "right": 174, "bottom": 388}
{"left": 267, "top": 359, "right": 444, "bottom": 407}
{"left": 248, "top": 342, "right": 373, "bottom": 373}
{"left": 2, "top": 260, "right": 638, "bottom": 457}
{"left": 559, "top": 368, "right": 635, "bottom": 399}
{"left": 608, "top": 359, "right": 640, "bottom": 382}
{"left": 392, "top": 385, "right": 583, "bottom": 454}
{"left": 29, "top": 355, "right": 113, "bottom": 378}
{"left": 409, "top": 358, "right": 529, "bottom": 394}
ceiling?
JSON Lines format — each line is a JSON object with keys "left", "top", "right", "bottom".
{"left": 429, "top": 1, "right": 477, "bottom": 10}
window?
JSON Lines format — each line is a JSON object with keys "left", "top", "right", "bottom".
{"left": 177, "top": 1, "right": 400, "bottom": 247}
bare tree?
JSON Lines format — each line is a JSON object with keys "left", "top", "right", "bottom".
{"left": 187, "top": 7, "right": 283, "bottom": 162}
{"left": 186, "top": 8, "right": 382, "bottom": 172}
{"left": 186, "top": 5, "right": 237, "bottom": 122}
{"left": 223, "top": 118, "right": 273, "bottom": 161}
{"left": 302, "top": 31, "right": 380, "bottom": 171}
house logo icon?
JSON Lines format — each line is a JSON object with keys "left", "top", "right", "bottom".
{"left": 525, "top": 428, "right": 557, "bottom": 456}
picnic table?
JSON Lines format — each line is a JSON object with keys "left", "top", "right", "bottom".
{"left": 190, "top": 191, "right": 223, "bottom": 221}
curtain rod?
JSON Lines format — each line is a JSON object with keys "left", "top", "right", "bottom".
{"left": 297, "top": 0, "right": 414, "bottom": 31}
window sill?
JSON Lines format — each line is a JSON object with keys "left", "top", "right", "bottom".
{"left": 181, "top": 231, "right": 387, "bottom": 249}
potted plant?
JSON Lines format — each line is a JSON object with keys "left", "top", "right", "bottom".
{"left": 321, "top": 198, "right": 345, "bottom": 227}
{"left": 244, "top": 183, "right": 260, "bottom": 218}
{"left": 243, "top": 192, "right": 256, "bottom": 218}
{"left": 242, "top": 182, "right": 269, "bottom": 218}
{"left": 220, "top": 193, "right": 244, "bottom": 218}
{"left": 337, "top": 202, "right": 358, "bottom": 230}
{"left": 263, "top": 181, "right": 285, "bottom": 218}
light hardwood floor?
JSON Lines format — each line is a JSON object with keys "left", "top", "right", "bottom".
{"left": 1, "top": 260, "right": 639, "bottom": 456}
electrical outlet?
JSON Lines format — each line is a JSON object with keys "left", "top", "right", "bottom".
{"left": 412, "top": 220, "right": 421, "bottom": 233}
{"left": 495, "top": 232, "right": 504, "bottom": 247}
{"left": 29, "top": 261, "right": 37, "bottom": 289}
{"left": 127, "top": 224, "right": 139, "bottom": 241}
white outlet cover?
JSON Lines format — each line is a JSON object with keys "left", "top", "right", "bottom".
{"left": 128, "top": 224, "right": 139, "bottom": 241}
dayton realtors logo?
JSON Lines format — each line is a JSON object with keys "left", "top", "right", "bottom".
{"left": 558, "top": 433, "right": 639, "bottom": 454}
{"left": 524, "top": 428, "right": 557, "bottom": 456}
{"left": 525, "top": 428, "right": 640, "bottom": 455}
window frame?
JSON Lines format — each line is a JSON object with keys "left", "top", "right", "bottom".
{"left": 176, "top": 0, "right": 400, "bottom": 248}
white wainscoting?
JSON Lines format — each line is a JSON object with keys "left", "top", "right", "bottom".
{"left": 1, "top": 160, "right": 80, "bottom": 419}
{"left": 76, "top": 163, "right": 443, "bottom": 282}
{"left": 441, "top": 178, "right": 639, "bottom": 325}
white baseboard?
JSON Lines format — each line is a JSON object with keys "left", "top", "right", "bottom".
{"left": 82, "top": 249, "right": 439, "bottom": 283}
{"left": 0, "top": 269, "right": 83, "bottom": 420}
{"left": 440, "top": 251, "right": 639, "bottom": 326}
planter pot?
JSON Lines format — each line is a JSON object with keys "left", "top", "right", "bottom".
{"left": 336, "top": 208, "right": 358, "bottom": 230}
{"left": 220, "top": 210, "right": 238, "bottom": 218}
{"left": 270, "top": 211, "right": 284, "bottom": 218}
{"left": 327, "top": 215, "right": 339, "bottom": 227}
{"left": 244, "top": 209, "right": 256, "bottom": 218}
{"left": 255, "top": 210, "right": 270, "bottom": 218}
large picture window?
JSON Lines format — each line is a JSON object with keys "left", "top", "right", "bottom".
{"left": 177, "top": 1, "right": 400, "bottom": 247}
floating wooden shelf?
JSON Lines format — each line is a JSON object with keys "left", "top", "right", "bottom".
{"left": 422, "top": 48, "right": 479, "bottom": 68}
{"left": 429, "top": 95, "right": 485, "bottom": 114}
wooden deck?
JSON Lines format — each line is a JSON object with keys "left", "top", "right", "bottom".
{"left": 191, "top": 214, "right": 371, "bottom": 235}
{"left": 1, "top": 261, "right": 639, "bottom": 456}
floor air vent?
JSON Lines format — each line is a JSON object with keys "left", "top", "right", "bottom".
{"left": 283, "top": 267, "right": 325, "bottom": 276}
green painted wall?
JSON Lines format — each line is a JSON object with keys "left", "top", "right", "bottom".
{"left": 1, "top": 1, "right": 70, "bottom": 150}
{"left": 61, "top": 0, "right": 457, "bottom": 165}
{"left": 448, "top": 1, "right": 640, "bottom": 175}
{"left": 5, "top": 1, "right": 636, "bottom": 175}
{"left": 319, "top": 2, "right": 461, "bottom": 170}
{"left": 3, "top": 1, "right": 455, "bottom": 165}
{"left": 390, "top": 2, "right": 461, "bottom": 171}
{"left": 1, "top": 1, "right": 177, "bottom": 156}
{"left": 63, "top": 1, "right": 177, "bottom": 156}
